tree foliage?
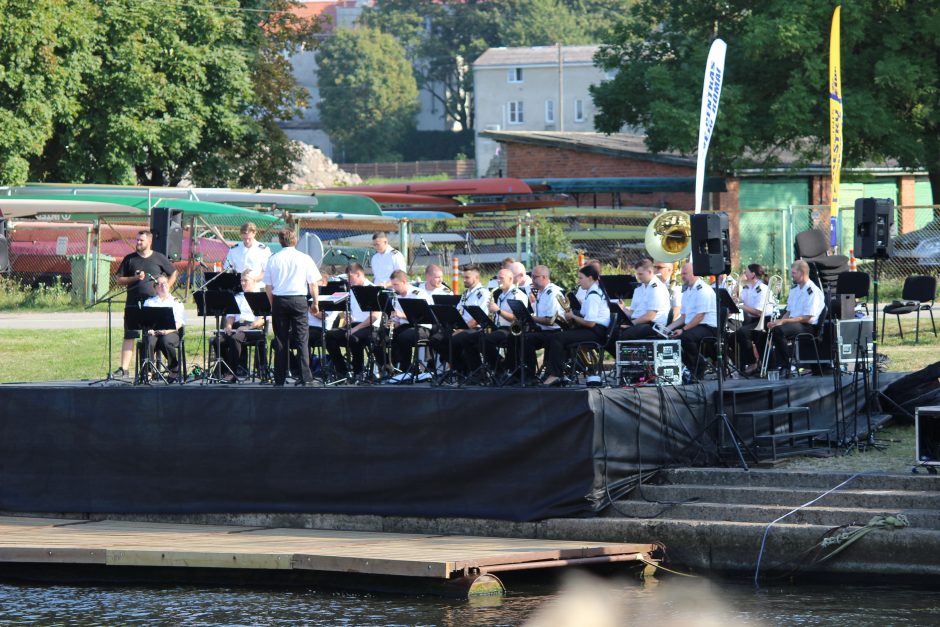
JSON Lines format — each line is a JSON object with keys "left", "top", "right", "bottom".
{"left": 591, "top": 1, "right": 940, "bottom": 199}
{"left": 361, "top": 0, "right": 625, "bottom": 131}
{"left": 0, "top": 0, "right": 100, "bottom": 185}
{"left": 317, "top": 27, "right": 419, "bottom": 162}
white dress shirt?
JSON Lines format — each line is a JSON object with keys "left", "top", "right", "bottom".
{"left": 741, "top": 281, "right": 776, "bottom": 317}
{"left": 629, "top": 277, "right": 671, "bottom": 326}
{"left": 227, "top": 292, "right": 257, "bottom": 325}
{"left": 681, "top": 279, "right": 718, "bottom": 328}
{"left": 494, "top": 286, "right": 527, "bottom": 328}
{"left": 458, "top": 284, "right": 491, "bottom": 325}
{"left": 225, "top": 241, "right": 272, "bottom": 277}
{"left": 349, "top": 279, "right": 381, "bottom": 326}
{"left": 392, "top": 286, "right": 434, "bottom": 328}
{"left": 786, "top": 280, "right": 825, "bottom": 325}
{"left": 370, "top": 248, "right": 406, "bottom": 284}
{"left": 263, "top": 247, "right": 321, "bottom": 296}
{"left": 143, "top": 294, "right": 186, "bottom": 328}
{"left": 308, "top": 308, "right": 340, "bottom": 329}
{"left": 421, "top": 281, "right": 452, "bottom": 295}
{"left": 580, "top": 284, "right": 610, "bottom": 327}
{"left": 533, "top": 283, "right": 566, "bottom": 331}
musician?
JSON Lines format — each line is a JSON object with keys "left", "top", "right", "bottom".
{"left": 224, "top": 222, "right": 272, "bottom": 285}
{"left": 308, "top": 272, "right": 340, "bottom": 356}
{"left": 731, "top": 264, "right": 776, "bottom": 375}
{"left": 611, "top": 258, "right": 670, "bottom": 345}
{"left": 480, "top": 268, "right": 528, "bottom": 376}
{"left": 767, "top": 260, "right": 825, "bottom": 373}
{"left": 653, "top": 261, "right": 682, "bottom": 323}
{"left": 142, "top": 273, "right": 186, "bottom": 383}
{"left": 370, "top": 231, "right": 406, "bottom": 287}
{"left": 115, "top": 230, "right": 177, "bottom": 377}
{"left": 217, "top": 271, "right": 267, "bottom": 382}
{"left": 324, "top": 262, "right": 380, "bottom": 378}
{"left": 264, "top": 228, "right": 320, "bottom": 386}
{"left": 665, "top": 263, "right": 717, "bottom": 381}
{"left": 542, "top": 265, "right": 611, "bottom": 387}
{"left": 509, "top": 261, "right": 533, "bottom": 295}
{"left": 431, "top": 264, "right": 490, "bottom": 375}
{"left": 383, "top": 269, "right": 435, "bottom": 373}
{"left": 420, "top": 263, "right": 452, "bottom": 295}
{"left": 575, "top": 258, "right": 602, "bottom": 302}
{"left": 518, "top": 265, "right": 566, "bottom": 378}
{"left": 487, "top": 257, "right": 517, "bottom": 289}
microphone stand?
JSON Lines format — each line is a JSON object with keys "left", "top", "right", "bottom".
{"left": 88, "top": 283, "right": 133, "bottom": 386}
{"left": 193, "top": 269, "right": 236, "bottom": 382}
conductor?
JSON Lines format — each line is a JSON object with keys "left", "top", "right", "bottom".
{"left": 264, "top": 228, "right": 321, "bottom": 386}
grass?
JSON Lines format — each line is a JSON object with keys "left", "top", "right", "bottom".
{"left": 0, "top": 277, "right": 74, "bottom": 311}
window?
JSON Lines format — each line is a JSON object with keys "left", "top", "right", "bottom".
{"left": 508, "top": 101, "right": 524, "bottom": 124}
{"left": 545, "top": 100, "right": 555, "bottom": 123}
{"left": 574, "top": 99, "right": 585, "bottom": 122}
{"left": 508, "top": 67, "right": 523, "bottom": 83}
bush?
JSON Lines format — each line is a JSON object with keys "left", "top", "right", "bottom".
{"left": 0, "top": 277, "right": 72, "bottom": 310}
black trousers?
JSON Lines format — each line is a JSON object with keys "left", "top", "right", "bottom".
{"left": 678, "top": 325, "right": 717, "bottom": 378}
{"left": 482, "top": 328, "right": 514, "bottom": 373}
{"left": 429, "top": 329, "right": 468, "bottom": 371}
{"left": 450, "top": 329, "right": 484, "bottom": 373}
{"left": 517, "top": 329, "right": 559, "bottom": 377}
{"left": 607, "top": 322, "right": 658, "bottom": 354}
{"left": 325, "top": 326, "right": 373, "bottom": 376}
{"left": 146, "top": 331, "right": 181, "bottom": 375}
{"left": 769, "top": 322, "right": 814, "bottom": 370}
{"left": 730, "top": 317, "right": 763, "bottom": 367}
{"left": 273, "top": 295, "right": 312, "bottom": 385}
{"left": 546, "top": 325, "right": 607, "bottom": 377}
{"left": 394, "top": 324, "right": 431, "bottom": 371}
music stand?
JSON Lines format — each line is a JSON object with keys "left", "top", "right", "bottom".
{"left": 194, "top": 290, "right": 241, "bottom": 384}
{"left": 507, "top": 299, "right": 536, "bottom": 386}
{"left": 432, "top": 294, "right": 461, "bottom": 307}
{"left": 203, "top": 271, "right": 241, "bottom": 292}
{"left": 239, "top": 292, "right": 272, "bottom": 382}
{"left": 351, "top": 285, "right": 394, "bottom": 381}
{"left": 464, "top": 305, "right": 497, "bottom": 386}
{"left": 316, "top": 291, "right": 349, "bottom": 384}
{"left": 398, "top": 297, "right": 436, "bottom": 382}
{"left": 717, "top": 288, "right": 743, "bottom": 379}
{"left": 600, "top": 275, "right": 638, "bottom": 300}
{"left": 88, "top": 284, "right": 133, "bottom": 386}
{"left": 125, "top": 307, "right": 178, "bottom": 385}
{"left": 428, "top": 304, "right": 469, "bottom": 385}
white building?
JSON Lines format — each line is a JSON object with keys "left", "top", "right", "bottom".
{"left": 472, "top": 45, "right": 610, "bottom": 176}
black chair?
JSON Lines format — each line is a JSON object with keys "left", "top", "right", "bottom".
{"left": 568, "top": 314, "right": 618, "bottom": 386}
{"left": 836, "top": 271, "right": 870, "bottom": 316}
{"left": 137, "top": 327, "right": 186, "bottom": 384}
{"left": 882, "top": 275, "right": 937, "bottom": 343}
{"left": 795, "top": 229, "right": 849, "bottom": 290}
{"left": 793, "top": 305, "right": 829, "bottom": 376}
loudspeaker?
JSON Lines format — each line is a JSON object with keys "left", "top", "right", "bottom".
{"left": 150, "top": 208, "right": 184, "bottom": 261}
{"left": 690, "top": 212, "right": 731, "bottom": 276}
{"left": 829, "top": 293, "right": 857, "bottom": 320}
{"left": 854, "top": 198, "right": 894, "bottom": 260}
{"left": 915, "top": 407, "right": 940, "bottom": 466}
{"left": 0, "top": 218, "right": 9, "bottom": 272}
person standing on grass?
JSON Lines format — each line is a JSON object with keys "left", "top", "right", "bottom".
{"left": 114, "top": 230, "right": 177, "bottom": 378}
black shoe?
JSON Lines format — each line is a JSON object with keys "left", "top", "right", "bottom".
{"left": 113, "top": 367, "right": 128, "bottom": 378}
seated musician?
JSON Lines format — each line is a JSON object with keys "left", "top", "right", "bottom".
{"left": 542, "top": 265, "right": 610, "bottom": 387}
{"left": 653, "top": 260, "right": 682, "bottom": 323}
{"left": 142, "top": 273, "right": 185, "bottom": 382}
{"left": 517, "top": 265, "right": 566, "bottom": 379}
{"left": 420, "top": 263, "right": 452, "bottom": 295}
{"left": 324, "top": 263, "right": 380, "bottom": 378}
{"left": 308, "top": 272, "right": 340, "bottom": 354}
{"left": 384, "top": 269, "right": 434, "bottom": 373}
{"left": 731, "top": 264, "right": 776, "bottom": 375}
{"left": 218, "top": 271, "right": 266, "bottom": 382}
{"left": 480, "top": 268, "right": 528, "bottom": 377}
{"left": 610, "top": 258, "right": 670, "bottom": 348}
{"left": 430, "top": 264, "right": 490, "bottom": 376}
{"left": 766, "top": 260, "right": 825, "bottom": 374}
{"left": 663, "top": 263, "right": 717, "bottom": 381}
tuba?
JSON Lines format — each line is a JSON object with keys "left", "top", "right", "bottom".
{"left": 645, "top": 210, "right": 692, "bottom": 262}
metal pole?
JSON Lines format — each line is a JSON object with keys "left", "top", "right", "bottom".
{"left": 558, "top": 42, "right": 564, "bottom": 132}
{"left": 515, "top": 218, "right": 522, "bottom": 260}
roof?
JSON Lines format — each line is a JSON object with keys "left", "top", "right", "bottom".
{"left": 473, "top": 45, "right": 601, "bottom": 68}
{"left": 479, "top": 131, "right": 697, "bottom": 168}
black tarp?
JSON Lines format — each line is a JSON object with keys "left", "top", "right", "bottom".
{"left": 0, "top": 375, "right": 891, "bottom": 522}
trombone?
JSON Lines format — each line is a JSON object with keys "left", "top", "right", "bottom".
{"left": 758, "top": 274, "right": 785, "bottom": 377}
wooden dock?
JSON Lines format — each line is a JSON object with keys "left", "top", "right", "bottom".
{"left": 0, "top": 517, "right": 657, "bottom": 597}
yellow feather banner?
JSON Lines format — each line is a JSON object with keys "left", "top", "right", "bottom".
{"left": 829, "top": 6, "right": 843, "bottom": 217}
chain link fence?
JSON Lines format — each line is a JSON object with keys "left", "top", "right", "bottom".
{"left": 5, "top": 204, "right": 938, "bottom": 302}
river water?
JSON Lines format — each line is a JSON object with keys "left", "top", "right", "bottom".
{"left": 0, "top": 576, "right": 937, "bottom": 626}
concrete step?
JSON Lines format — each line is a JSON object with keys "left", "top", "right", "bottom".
{"left": 638, "top": 484, "right": 940, "bottom": 510}
{"left": 659, "top": 468, "right": 940, "bottom": 492}
{"left": 540, "top": 517, "right": 940, "bottom": 577}
{"left": 603, "top": 500, "right": 940, "bottom": 528}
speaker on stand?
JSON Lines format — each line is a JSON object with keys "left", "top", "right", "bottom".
{"left": 853, "top": 197, "right": 894, "bottom": 449}
{"left": 150, "top": 207, "right": 184, "bottom": 261}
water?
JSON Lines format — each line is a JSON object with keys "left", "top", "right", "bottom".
{"left": 0, "top": 577, "right": 938, "bottom": 626}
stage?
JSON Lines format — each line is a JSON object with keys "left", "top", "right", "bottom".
{"left": 0, "top": 375, "right": 894, "bottom": 522}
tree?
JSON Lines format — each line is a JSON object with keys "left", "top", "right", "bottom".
{"left": 591, "top": 1, "right": 940, "bottom": 202}
{"left": 317, "top": 27, "right": 419, "bottom": 162}
{"left": 0, "top": 0, "right": 100, "bottom": 185}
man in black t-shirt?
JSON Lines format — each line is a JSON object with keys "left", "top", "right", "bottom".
{"left": 115, "top": 230, "right": 177, "bottom": 377}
